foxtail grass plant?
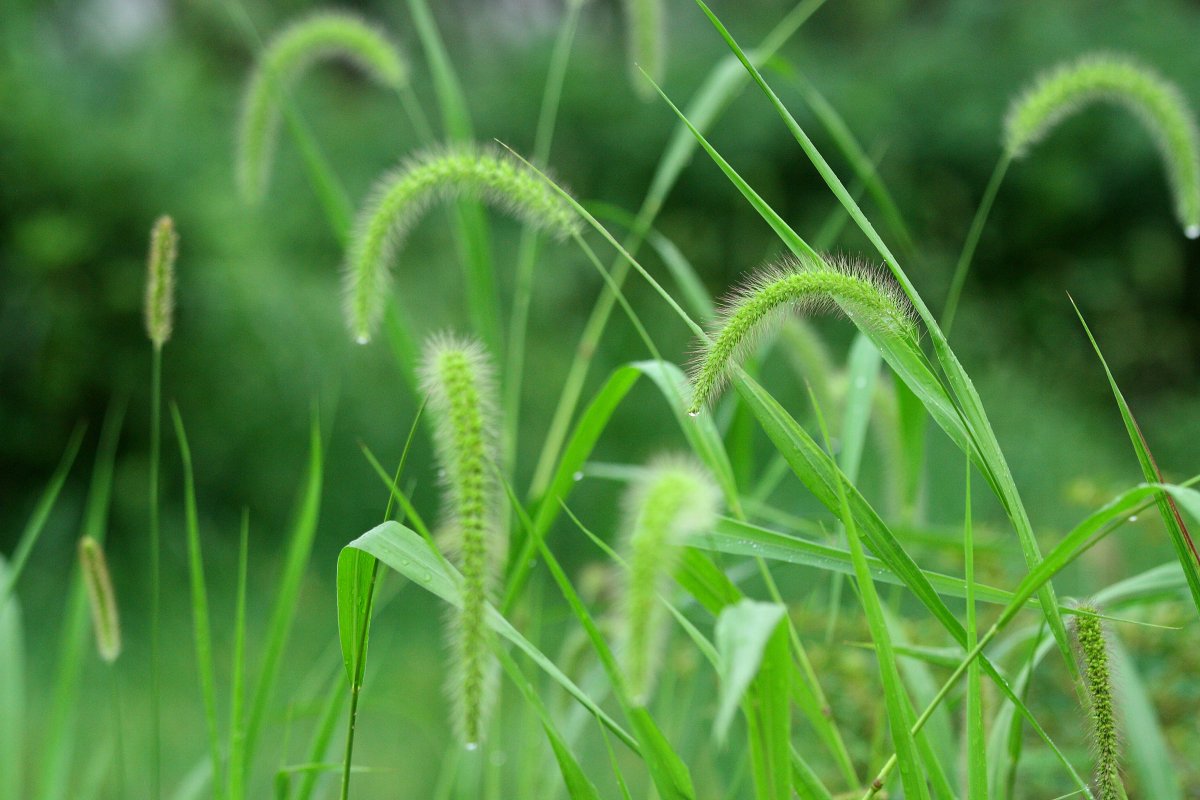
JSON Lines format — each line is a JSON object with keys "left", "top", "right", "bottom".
{"left": 419, "top": 333, "right": 506, "bottom": 747}
{"left": 343, "top": 145, "right": 582, "bottom": 343}
{"left": 236, "top": 10, "right": 408, "bottom": 204}
{"left": 144, "top": 213, "right": 175, "bottom": 798}
{"left": 617, "top": 455, "right": 720, "bottom": 704}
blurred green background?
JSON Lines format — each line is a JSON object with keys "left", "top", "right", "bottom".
{"left": 3, "top": 0, "right": 1200, "bottom": 795}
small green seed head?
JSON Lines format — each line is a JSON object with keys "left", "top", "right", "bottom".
{"left": 1070, "top": 602, "right": 1122, "bottom": 800}
{"left": 236, "top": 11, "right": 408, "bottom": 204}
{"left": 144, "top": 215, "right": 177, "bottom": 349}
{"left": 687, "top": 253, "right": 916, "bottom": 414}
{"left": 618, "top": 455, "right": 721, "bottom": 704}
{"left": 419, "top": 333, "right": 505, "bottom": 747}
{"left": 1004, "top": 53, "right": 1200, "bottom": 235}
{"left": 343, "top": 145, "right": 582, "bottom": 343}
{"left": 79, "top": 536, "right": 121, "bottom": 663}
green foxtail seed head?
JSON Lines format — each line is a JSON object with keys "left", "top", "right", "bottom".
{"left": 79, "top": 536, "right": 121, "bottom": 663}
{"left": 687, "top": 254, "right": 916, "bottom": 414}
{"left": 623, "top": 0, "right": 665, "bottom": 100}
{"left": 144, "top": 215, "right": 177, "bottom": 349}
{"left": 1070, "top": 603, "right": 1121, "bottom": 800}
{"left": 1004, "top": 53, "right": 1200, "bottom": 238}
{"left": 236, "top": 10, "right": 408, "bottom": 204}
{"left": 419, "top": 333, "right": 505, "bottom": 748}
{"left": 618, "top": 455, "right": 720, "bottom": 704}
{"left": 343, "top": 145, "right": 582, "bottom": 344}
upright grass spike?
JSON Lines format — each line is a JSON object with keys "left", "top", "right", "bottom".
{"left": 1004, "top": 53, "right": 1200, "bottom": 237}
{"left": 1070, "top": 604, "right": 1122, "bottom": 800}
{"left": 623, "top": 0, "right": 666, "bottom": 100}
{"left": 618, "top": 455, "right": 721, "bottom": 704}
{"left": 343, "top": 145, "right": 582, "bottom": 343}
{"left": 237, "top": 10, "right": 408, "bottom": 204}
{"left": 78, "top": 537, "right": 121, "bottom": 664}
{"left": 687, "top": 253, "right": 916, "bottom": 414}
{"left": 144, "top": 215, "right": 177, "bottom": 349}
{"left": 419, "top": 334, "right": 505, "bottom": 747}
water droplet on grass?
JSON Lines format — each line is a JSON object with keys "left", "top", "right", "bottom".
{"left": 1186, "top": 224, "right": 1200, "bottom": 240}
{"left": 1127, "top": 515, "right": 1138, "bottom": 523}
{"left": 687, "top": 410, "right": 700, "bottom": 418}
{"left": 464, "top": 741, "right": 478, "bottom": 751}
{"left": 572, "top": 471, "right": 584, "bottom": 482}
{"left": 355, "top": 334, "right": 370, "bottom": 345}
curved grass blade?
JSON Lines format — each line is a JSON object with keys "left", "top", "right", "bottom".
{"left": 170, "top": 405, "right": 223, "bottom": 797}
{"left": 0, "top": 555, "right": 24, "bottom": 800}
{"left": 1072, "top": 299, "right": 1200, "bottom": 619}
{"left": 2, "top": 424, "right": 85, "bottom": 604}
{"left": 341, "top": 521, "right": 636, "bottom": 752}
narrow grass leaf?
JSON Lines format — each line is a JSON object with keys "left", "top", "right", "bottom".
{"left": 0, "top": 555, "right": 24, "bottom": 800}
{"left": 227, "top": 512, "right": 250, "bottom": 800}
{"left": 2, "top": 424, "right": 85, "bottom": 603}
{"left": 963, "top": 463, "right": 988, "bottom": 800}
{"left": 170, "top": 405, "right": 223, "bottom": 797}
{"left": 1072, "top": 300, "right": 1200, "bottom": 619}
{"left": 712, "top": 600, "right": 785, "bottom": 743}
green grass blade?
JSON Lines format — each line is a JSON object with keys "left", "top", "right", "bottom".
{"left": 496, "top": 647, "right": 602, "bottom": 800}
{"left": 0, "top": 554, "right": 24, "bottom": 800}
{"left": 228, "top": 511, "right": 251, "bottom": 800}
{"left": 243, "top": 415, "right": 324, "bottom": 774}
{"left": 169, "top": 404, "right": 224, "bottom": 798}
{"left": 2, "top": 424, "right": 85, "bottom": 603}
{"left": 1072, "top": 299, "right": 1200, "bottom": 619}
{"left": 38, "top": 399, "right": 124, "bottom": 800}
{"left": 1108, "top": 634, "right": 1182, "bottom": 800}
{"left": 342, "top": 521, "right": 637, "bottom": 751}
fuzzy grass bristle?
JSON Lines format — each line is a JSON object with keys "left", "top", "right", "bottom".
{"left": 1070, "top": 602, "right": 1122, "bottom": 800}
{"left": 1004, "top": 52, "right": 1200, "bottom": 235}
{"left": 686, "top": 253, "right": 916, "bottom": 414}
{"left": 343, "top": 144, "right": 582, "bottom": 344}
{"left": 419, "top": 333, "right": 505, "bottom": 747}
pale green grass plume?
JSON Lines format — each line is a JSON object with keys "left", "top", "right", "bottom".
{"left": 687, "top": 254, "right": 916, "bottom": 414}
{"left": 144, "top": 215, "right": 177, "bottom": 349}
{"left": 237, "top": 11, "right": 408, "bottom": 204}
{"left": 344, "top": 145, "right": 581, "bottom": 343}
{"left": 1071, "top": 603, "right": 1122, "bottom": 800}
{"left": 419, "top": 334, "right": 505, "bottom": 747}
{"left": 1004, "top": 53, "right": 1200, "bottom": 237}
{"left": 619, "top": 456, "right": 720, "bottom": 704}
{"left": 78, "top": 536, "right": 121, "bottom": 663}
{"left": 623, "top": 0, "right": 665, "bottom": 100}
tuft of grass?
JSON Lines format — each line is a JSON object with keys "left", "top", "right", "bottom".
{"left": 419, "top": 333, "right": 506, "bottom": 747}
{"left": 1004, "top": 53, "right": 1200, "bottom": 237}
{"left": 343, "top": 146, "right": 582, "bottom": 343}
{"left": 686, "top": 254, "right": 916, "bottom": 414}
{"left": 236, "top": 10, "right": 408, "bottom": 204}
